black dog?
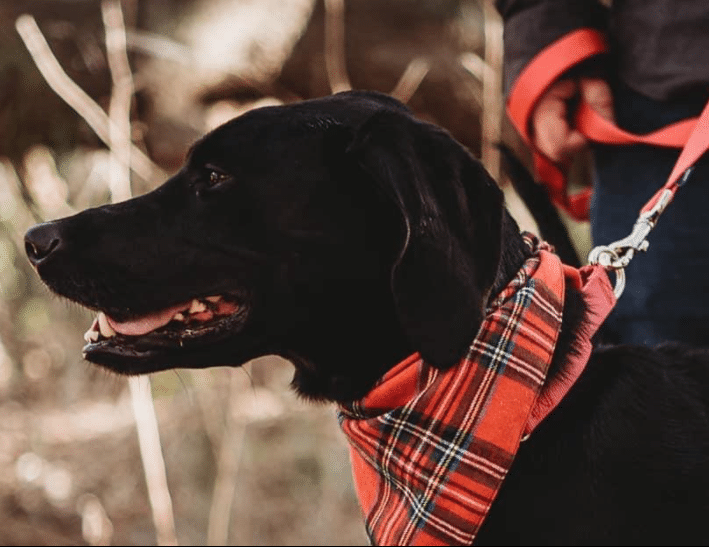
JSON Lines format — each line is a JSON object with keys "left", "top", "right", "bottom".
{"left": 25, "top": 91, "right": 709, "bottom": 545}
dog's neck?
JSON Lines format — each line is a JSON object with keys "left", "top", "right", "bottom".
{"left": 291, "top": 211, "right": 582, "bottom": 404}
{"left": 487, "top": 211, "right": 586, "bottom": 387}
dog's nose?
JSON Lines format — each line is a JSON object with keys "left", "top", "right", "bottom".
{"left": 25, "top": 222, "right": 63, "bottom": 266}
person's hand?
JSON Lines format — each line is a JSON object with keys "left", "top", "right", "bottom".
{"left": 531, "top": 77, "right": 615, "bottom": 164}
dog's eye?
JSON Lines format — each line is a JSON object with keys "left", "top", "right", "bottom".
{"left": 208, "top": 170, "right": 230, "bottom": 187}
{"left": 208, "top": 171, "right": 227, "bottom": 185}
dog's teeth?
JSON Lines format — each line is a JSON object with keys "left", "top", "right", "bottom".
{"left": 189, "top": 299, "right": 207, "bottom": 314}
{"left": 205, "top": 296, "right": 221, "bottom": 303}
{"left": 83, "top": 319, "right": 100, "bottom": 343}
{"left": 97, "top": 312, "right": 116, "bottom": 338}
{"left": 173, "top": 312, "right": 185, "bottom": 322}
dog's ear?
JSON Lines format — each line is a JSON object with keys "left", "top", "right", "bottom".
{"left": 346, "top": 110, "right": 506, "bottom": 368}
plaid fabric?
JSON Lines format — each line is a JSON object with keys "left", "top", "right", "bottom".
{"left": 337, "top": 234, "right": 568, "bottom": 546}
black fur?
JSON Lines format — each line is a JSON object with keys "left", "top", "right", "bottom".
{"left": 25, "top": 91, "right": 709, "bottom": 545}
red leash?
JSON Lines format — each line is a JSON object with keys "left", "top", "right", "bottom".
{"left": 507, "top": 29, "right": 609, "bottom": 220}
{"left": 506, "top": 28, "right": 709, "bottom": 296}
{"left": 583, "top": 84, "right": 709, "bottom": 298}
{"left": 506, "top": 28, "right": 707, "bottom": 223}
{"left": 577, "top": 99, "right": 709, "bottom": 214}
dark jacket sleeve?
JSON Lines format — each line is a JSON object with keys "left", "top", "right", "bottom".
{"left": 495, "top": 0, "right": 608, "bottom": 95}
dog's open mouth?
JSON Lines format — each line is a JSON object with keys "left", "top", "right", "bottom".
{"left": 82, "top": 294, "right": 249, "bottom": 362}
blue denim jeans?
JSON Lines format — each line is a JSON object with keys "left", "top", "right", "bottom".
{"left": 590, "top": 84, "right": 709, "bottom": 346}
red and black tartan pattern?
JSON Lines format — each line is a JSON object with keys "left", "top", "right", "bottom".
{"left": 338, "top": 234, "right": 565, "bottom": 546}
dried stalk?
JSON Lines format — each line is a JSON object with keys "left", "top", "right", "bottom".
{"left": 15, "top": 14, "right": 166, "bottom": 186}
{"left": 190, "top": 369, "right": 227, "bottom": 462}
{"left": 125, "top": 30, "right": 194, "bottom": 63}
{"left": 17, "top": 5, "right": 178, "bottom": 545}
{"left": 324, "top": 0, "right": 351, "bottom": 93}
{"left": 459, "top": 51, "right": 494, "bottom": 85}
{"left": 206, "top": 370, "right": 248, "bottom": 545}
{"left": 102, "top": 0, "right": 134, "bottom": 203}
{"left": 101, "top": 1, "right": 177, "bottom": 544}
{"left": 129, "top": 377, "right": 179, "bottom": 546}
{"left": 0, "top": 159, "right": 39, "bottom": 243}
{"left": 390, "top": 57, "right": 431, "bottom": 104}
{"left": 22, "top": 145, "right": 75, "bottom": 219}
{"left": 481, "top": 1, "right": 504, "bottom": 182}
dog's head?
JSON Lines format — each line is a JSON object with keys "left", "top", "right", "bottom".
{"left": 24, "top": 90, "right": 524, "bottom": 402}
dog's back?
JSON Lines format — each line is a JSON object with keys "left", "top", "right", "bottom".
{"left": 477, "top": 341, "right": 709, "bottom": 545}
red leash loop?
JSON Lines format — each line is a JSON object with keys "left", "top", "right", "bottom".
{"left": 507, "top": 29, "right": 609, "bottom": 221}
{"left": 507, "top": 29, "right": 709, "bottom": 297}
{"left": 506, "top": 28, "right": 707, "bottom": 222}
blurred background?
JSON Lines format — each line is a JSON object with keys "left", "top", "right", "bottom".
{"left": 0, "top": 0, "right": 579, "bottom": 545}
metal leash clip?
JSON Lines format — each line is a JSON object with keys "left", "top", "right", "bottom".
{"left": 588, "top": 188, "right": 674, "bottom": 298}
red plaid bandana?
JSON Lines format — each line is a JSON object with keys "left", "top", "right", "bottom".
{"left": 338, "top": 234, "right": 615, "bottom": 546}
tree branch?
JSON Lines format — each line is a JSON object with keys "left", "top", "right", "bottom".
{"left": 15, "top": 14, "right": 166, "bottom": 186}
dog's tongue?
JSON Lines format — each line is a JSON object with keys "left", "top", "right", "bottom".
{"left": 106, "top": 302, "right": 189, "bottom": 336}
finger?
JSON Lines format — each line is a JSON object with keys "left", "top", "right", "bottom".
{"left": 563, "top": 129, "right": 587, "bottom": 157}
{"left": 533, "top": 104, "right": 566, "bottom": 161}
{"left": 532, "top": 80, "right": 581, "bottom": 161}
{"left": 539, "top": 122, "right": 588, "bottom": 164}
{"left": 545, "top": 79, "right": 578, "bottom": 100}
{"left": 533, "top": 94, "right": 581, "bottom": 162}
{"left": 581, "top": 77, "right": 615, "bottom": 122}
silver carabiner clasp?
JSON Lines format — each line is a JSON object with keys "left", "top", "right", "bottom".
{"left": 587, "top": 245, "right": 628, "bottom": 298}
{"left": 588, "top": 189, "right": 674, "bottom": 298}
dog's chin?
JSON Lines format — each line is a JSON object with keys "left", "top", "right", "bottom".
{"left": 81, "top": 297, "right": 255, "bottom": 374}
